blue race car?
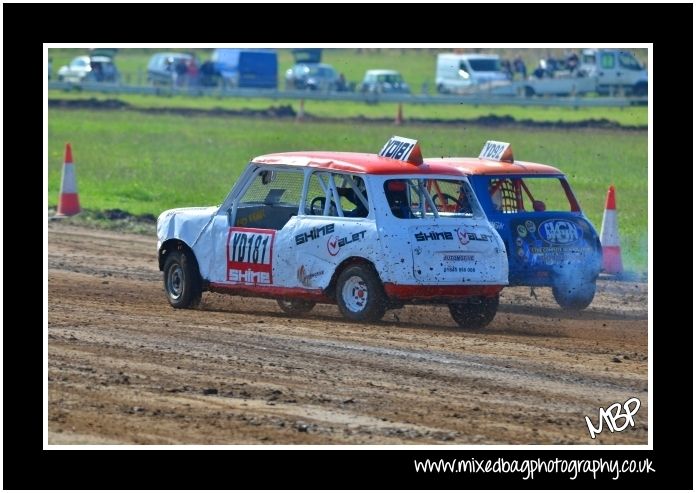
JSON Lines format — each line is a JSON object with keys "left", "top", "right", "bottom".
{"left": 425, "top": 140, "right": 602, "bottom": 309}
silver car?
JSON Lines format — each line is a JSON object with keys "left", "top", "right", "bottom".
{"left": 57, "top": 55, "right": 119, "bottom": 83}
{"left": 359, "top": 70, "right": 410, "bottom": 94}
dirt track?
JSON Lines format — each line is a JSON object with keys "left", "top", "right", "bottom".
{"left": 48, "top": 223, "right": 648, "bottom": 444}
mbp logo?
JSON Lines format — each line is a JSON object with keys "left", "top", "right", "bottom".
{"left": 584, "top": 397, "right": 641, "bottom": 439}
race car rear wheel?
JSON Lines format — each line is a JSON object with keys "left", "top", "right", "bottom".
{"left": 163, "top": 250, "right": 201, "bottom": 309}
{"left": 336, "top": 264, "right": 386, "bottom": 322}
{"left": 552, "top": 281, "right": 595, "bottom": 310}
{"left": 276, "top": 299, "right": 316, "bottom": 315}
{"left": 448, "top": 295, "right": 499, "bottom": 330}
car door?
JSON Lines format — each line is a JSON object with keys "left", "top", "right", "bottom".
{"left": 378, "top": 177, "right": 507, "bottom": 286}
{"left": 211, "top": 166, "right": 305, "bottom": 289}
{"left": 598, "top": 51, "right": 624, "bottom": 87}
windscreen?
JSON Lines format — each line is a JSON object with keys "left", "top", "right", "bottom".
{"left": 469, "top": 58, "right": 501, "bottom": 71}
{"left": 488, "top": 177, "right": 577, "bottom": 213}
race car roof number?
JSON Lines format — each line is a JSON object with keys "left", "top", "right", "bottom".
{"left": 378, "top": 136, "right": 423, "bottom": 165}
{"left": 479, "top": 140, "right": 514, "bottom": 163}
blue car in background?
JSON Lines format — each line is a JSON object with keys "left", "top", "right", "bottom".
{"left": 427, "top": 140, "right": 602, "bottom": 310}
{"left": 211, "top": 48, "right": 277, "bottom": 89}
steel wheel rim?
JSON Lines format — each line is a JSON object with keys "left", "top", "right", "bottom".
{"left": 167, "top": 264, "right": 184, "bottom": 300}
{"left": 342, "top": 275, "right": 368, "bottom": 312}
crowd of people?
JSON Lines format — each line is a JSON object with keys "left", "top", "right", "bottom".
{"left": 500, "top": 51, "right": 582, "bottom": 81}
{"left": 166, "top": 57, "right": 201, "bottom": 87}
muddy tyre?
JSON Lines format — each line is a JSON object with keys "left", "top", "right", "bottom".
{"left": 163, "top": 250, "right": 202, "bottom": 309}
{"left": 552, "top": 281, "right": 595, "bottom": 310}
{"left": 336, "top": 264, "right": 386, "bottom": 322}
{"left": 276, "top": 299, "right": 316, "bottom": 315}
{"left": 448, "top": 295, "right": 499, "bottom": 330}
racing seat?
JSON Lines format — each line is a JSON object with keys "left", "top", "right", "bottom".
{"left": 384, "top": 181, "right": 413, "bottom": 219}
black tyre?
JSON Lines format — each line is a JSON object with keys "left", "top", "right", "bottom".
{"left": 448, "top": 295, "right": 499, "bottom": 330}
{"left": 163, "top": 250, "right": 202, "bottom": 309}
{"left": 552, "top": 281, "right": 595, "bottom": 310}
{"left": 336, "top": 264, "right": 386, "bottom": 322}
{"left": 276, "top": 299, "right": 316, "bottom": 315}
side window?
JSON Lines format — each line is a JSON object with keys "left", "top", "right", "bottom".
{"left": 305, "top": 172, "right": 369, "bottom": 218}
{"left": 488, "top": 177, "right": 573, "bottom": 213}
{"left": 600, "top": 53, "right": 615, "bottom": 69}
{"left": 234, "top": 168, "right": 304, "bottom": 230}
{"left": 428, "top": 179, "right": 474, "bottom": 216}
{"left": 618, "top": 53, "right": 641, "bottom": 70}
{"left": 384, "top": 179, "right": 477, "bottom": 219}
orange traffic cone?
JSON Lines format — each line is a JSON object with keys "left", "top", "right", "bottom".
{"left": 296, "top": 99, "right": 305, "bottom": 122}
{"left": 394, "top": 103, "right": 404, "bottom": 125}
{"left": 600, "top": 185, "right": 623, "bottom": 274}
{"left": 57, "top": 143, "right": 81, "bottom": 216}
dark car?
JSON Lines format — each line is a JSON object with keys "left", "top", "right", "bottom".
{"left": 285, "top": 63, "right": 346, "bottom": 91}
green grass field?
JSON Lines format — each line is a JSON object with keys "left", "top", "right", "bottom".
{"left": 47, "top": 109, "right": 648, "bottom": 271}
{"left": 48, "top": 89, "right": 648, "bottom": 127}
{"left": 48, "top": 47, "right": 649, "bottom": 95}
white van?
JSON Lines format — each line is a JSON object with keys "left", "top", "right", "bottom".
{"left": 436, "top": 53, "right": 509, "bottom": 94}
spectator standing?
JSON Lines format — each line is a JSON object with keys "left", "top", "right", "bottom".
{"left": 175, "top": 59, "right": 187, "bottom": 86}
{"left": 513, "top": 55, "right": 527, "bottom": 80}
{"left": 337, "top": 72, "right": 346, "bottom": 91}
{"left": 186, "top": 59, "right": 199, "bottom": 87}
{"left": 566, "top": 51, "right": 579, "bottom": 73}
{"left": 501, "top": 59, "right": 513, "bottom": 80}
{"left": 199, "top": 60, "right": 217, "bottom": 87}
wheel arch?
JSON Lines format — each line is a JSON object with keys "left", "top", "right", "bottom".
{"left": 158, "top": 238, "right": 200, "bottom": 274}
{"left": 325, "top": 256, "right": 381, "bottom": 298}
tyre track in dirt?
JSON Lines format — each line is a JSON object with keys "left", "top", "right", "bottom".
{"left": 48, "top": 223, "right": 648, "bottom": 444}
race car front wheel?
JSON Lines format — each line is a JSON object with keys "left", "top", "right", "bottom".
{"left": 277, "top": 299, "right": 316, "bottom": 315}
{"left": 552, "top": 281, "right": 596, "bottom": 310}
{"left": 448, "top": 295, "right": 499, "bottom": 330}
{"left": 336, "top": 264, "right": 386, "bottom": 322}
{"left": 163, "top": 250, "right": 202, "bottom": 309}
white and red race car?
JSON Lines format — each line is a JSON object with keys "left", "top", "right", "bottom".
{"left": 157, "top": 137, "right": 508, "bottom": 329}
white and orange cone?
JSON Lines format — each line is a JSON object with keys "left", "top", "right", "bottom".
{"left": 394, "top": 103, "right": 404, "bottom": 125}
{"left": 600, "top": 185, "right": 623, "bottom": 274}
{"left": 57, "top": 143, "right": 81, "bottom": 216}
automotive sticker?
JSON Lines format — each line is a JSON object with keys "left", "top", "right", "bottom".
{"left": 227, "top": 227, "right": 274, "bottom": 284}
{"left": 478, "top": 140, "right": 513, "bottom": 162}
{"left": 415, "top": 231, "right": 453, "bottom": 242}
{"left": 236, "top": 209, "right": 265, "bottom": 227}
{"left": 441, "top": 253, "right": 477, "bottom": 274}
{"left": 326, "top": 230, "right": 366, "bottom": 256}
{"left": 378, "top": 136, "right": 423, "bottom": 164}
{"left": 455, "top": 228, "right": 494, "bottom": 244}
{"left": 511, "top": 218, "right": 595, "bottom": 267}
{"left": 295, "top": 223, "right": 334, "bottom": 245}
{"left": 538, "top": 219, "right": 582, "bottom": 245}
{"left": 297, "top": 265, "right": 325, "bottom": 287}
